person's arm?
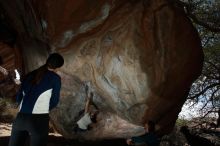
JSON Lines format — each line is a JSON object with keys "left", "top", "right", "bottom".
{"left": 84, "top": 93, "right": 91, "bottom": 113}
{"left": 49, "top": 76, "right": 61, "bottom": 110}
{"left": 16, "top": 82, "right": 24, "bottom": 103}
{"left": 15, "top": 74, "right": 30, "bottom": 104}
{"left": 16, "top": 88, "right": 23, "bottom": 103}
{"left": 14, "top": 69, "right": 21, "bottom": 85}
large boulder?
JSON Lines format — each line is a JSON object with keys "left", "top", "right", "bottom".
{"left": 0, "top": 43, "right": 21, "bottom": 98}
{"left": 0, "top": 0, "right": 203, "bottom": 139}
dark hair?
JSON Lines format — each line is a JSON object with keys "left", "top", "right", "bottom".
{"left": 46, "top": 53, "right": 64, "bottom": 69}
{"left": 30, "top": 53, "right": 64, "bottom": 85}
{"left": 0, "top": 56, "right": 3, "bottom": 65}
{"left": 147, "top": 120, "right": 156, "bottom": 132}
{"left": 90, "top": 111, "right": 99, "bottom": 123}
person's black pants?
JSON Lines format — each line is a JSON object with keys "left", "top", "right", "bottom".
{"left": 9, "top": 113, "right": 49, "bottom": 146}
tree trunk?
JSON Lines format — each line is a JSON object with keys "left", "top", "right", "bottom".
{"left": 217, "top": 108, "right": 220, "bottom": 127}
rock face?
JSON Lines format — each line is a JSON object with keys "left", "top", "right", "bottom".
{"left": 0, "top": 43, "right": 21, "bottom": 98}
{"left": 0, "top": 0, "right": 203, "bottom": 139}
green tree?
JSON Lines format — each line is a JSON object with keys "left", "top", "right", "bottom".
{"left": 177, "top": 0, "right": 220, "bottom": 127}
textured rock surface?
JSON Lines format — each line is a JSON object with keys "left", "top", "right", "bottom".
{"left": 0, "top": 43, "right": 22, "bottom": 98}
{"left": 0, "top": 0, "right": 203, "bottom": 139}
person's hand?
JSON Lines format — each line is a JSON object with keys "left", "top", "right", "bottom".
{"left": 14, "top": 79, "right": 21, "bottom": 85}
{"left": 126, "top": 139, "right": 133, "bottom": 145}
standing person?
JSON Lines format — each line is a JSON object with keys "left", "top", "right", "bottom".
{"left": 126, "top": 121, "right": 160, "bottom": 146}
{"left": 8, "top": 53, "right": 64, "bottom": 146}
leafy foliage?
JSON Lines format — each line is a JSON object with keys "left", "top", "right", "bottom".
{"left": 177, "top": 0, "right": 220, "bottom": 127}
{"left": 176, "top": 118, "right": 190, "bottom": 127}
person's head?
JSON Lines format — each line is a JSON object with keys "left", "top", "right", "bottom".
{"left": 90, "top": 110, "right": 99, "bottom": 123}
{"left": 0, "top": 56, "right": 3, "bottom": 65}
{"left": 144, "top": 120, "right": 156, "bottom": 133}
{"left": 30, "top": 53, "right": 64, "bottom": 85}
{"left": 46, "top": 53, "right": 64, "bottom": 70}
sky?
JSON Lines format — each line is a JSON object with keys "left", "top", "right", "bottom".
{"left": 178, "top": 101, "right": 218, "bottom": 120}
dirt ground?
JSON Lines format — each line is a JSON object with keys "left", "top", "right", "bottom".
{"left": 0, "top": 123, "right": 127, "bottom": 146}
{"left": 1, "top": 122, "right": 220, "bottom": 146}
{"left": 0, "top": 136, "right": 128, "bottom": 146}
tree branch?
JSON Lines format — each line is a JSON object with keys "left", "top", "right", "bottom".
{"left": 188, "top": 83, "right": 220, "bottom": 99}
{"left": 176, "top": 0, "right": 220, "bottom": 32}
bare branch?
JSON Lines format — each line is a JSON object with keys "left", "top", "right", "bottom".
{"left": 188, "top": 83, "right": 220, "bottom": 99}
{"left": 176, "top": 0, "right": 220, "bottom": 32}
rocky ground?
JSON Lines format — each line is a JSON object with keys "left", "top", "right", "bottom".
{"left": 0, "top": 122, "right": 128, "bottom": 146}
{"left": 0, "top": 136, "right": 128, "bottom": 146}
{"left": 1, "top": 122, "right": 220, "bottom": 146}
{"left": 0, "top": 98, "right": 219, "bottom": 146}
